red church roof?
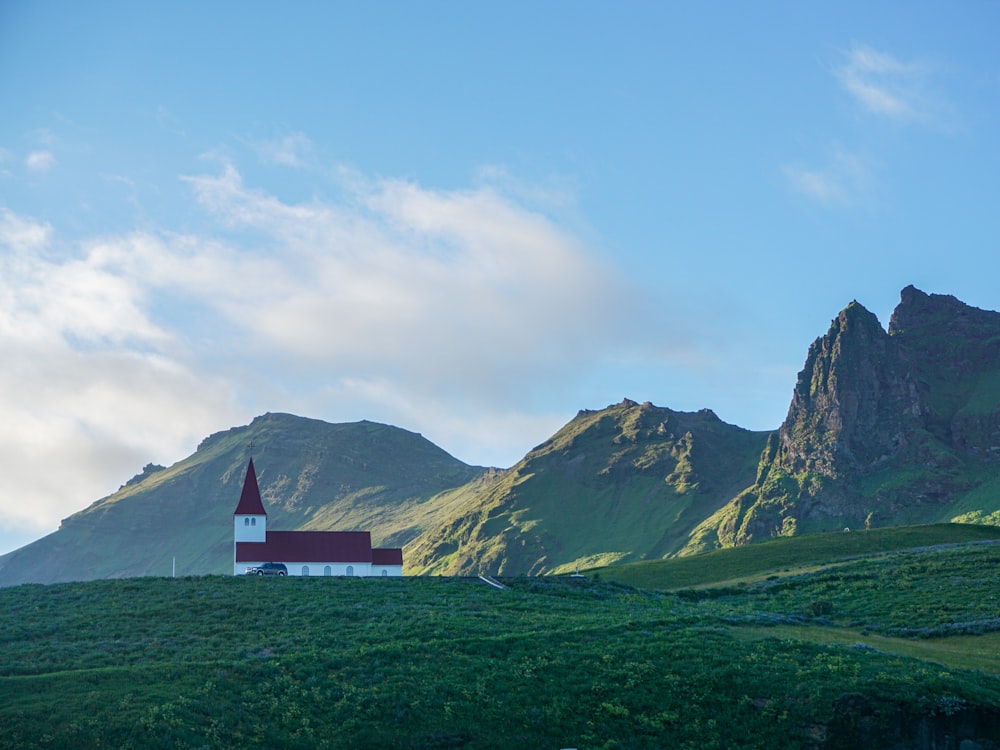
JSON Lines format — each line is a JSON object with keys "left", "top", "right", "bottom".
{"left": 236, "top": 530, "right": 374, "bottom": 563}
{"left": 372, "top": 548, "right": 404, "bottom": 566}
{"left": 233, "top": 458, "right": 267, "bottom": 516}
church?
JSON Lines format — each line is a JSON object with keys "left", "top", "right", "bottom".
{"left": 233, "top": 457, "right": 403, "bottom": 577}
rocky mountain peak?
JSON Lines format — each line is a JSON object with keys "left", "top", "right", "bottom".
{"left": 713, "top": 286, "right": 1000, "bottom": 550}
{"left": 777, "top": 299, "right": 921, "bottom": 479}
{"left": 888, "top": 284, "right": 1000, "bottom": 338}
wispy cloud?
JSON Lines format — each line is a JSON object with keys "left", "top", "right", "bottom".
{"left": 26, "top": 150, "right": 56, "bottom": 172}
{"left": 834, "top": 44, "right": 956, "bottom": 129}
{"left": 782, "top": 150, "right": 874, "bottom": 207}
{"left": 250, "top": 132, "right": 317, "bottom": 168}
{"left": 155, "top": 105, "right": 186, "bottom": 136}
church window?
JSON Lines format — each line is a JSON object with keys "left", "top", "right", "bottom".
{"left": 251, "top": 517, "right": 256, "bottom": 526}
{"left": 324, "top": 566, "right": 332, "bottom": 576}
{"left": 346, "top": 565, "right": 354, "bottom": 576}
{"left": 302, "top": 565, "right": 309, "bottom": 576}
{"left": 244, "top": 518, "right": 249, "bottom": 526}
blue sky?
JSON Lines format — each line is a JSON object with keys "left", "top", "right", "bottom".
{"left": 2, "top": 1, "right": 999, "bottom": 555}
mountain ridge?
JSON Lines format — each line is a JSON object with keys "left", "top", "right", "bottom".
{"left": 403, "top": 399, "right": 770, "bottom": 574}
{"left": 702, "top": 285, "right": 1000, "bottom": 549}
{"left": 3, "top": 286, "right": 1000, "bottom": 585}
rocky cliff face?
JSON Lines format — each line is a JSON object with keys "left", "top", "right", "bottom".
{"left": 699, "top": 286, "right": 1000, "bottom": 549}
{"left": 889, "top": 285, "right": 1000, "bottom": 460}
{"left": 776, "top": 300, "right": 924, "bottom": 479}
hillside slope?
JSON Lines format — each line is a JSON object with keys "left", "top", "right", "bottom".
{"left": 404, "top": 399, "right": 771, "bottom": 575}
{"left": 0, "top": 413, "right": 484, "bottom": 586}
{"left": 601, "top": 523, "right": 1000, "bottom": 590}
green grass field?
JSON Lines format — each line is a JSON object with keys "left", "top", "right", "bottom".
{"left": 597, "top": 523, "right": 1000, "bottom": 589}
{"left": 2, "top": 525, "right": 999, "bottom": 748}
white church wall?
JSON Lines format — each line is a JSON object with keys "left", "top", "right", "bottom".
{"left": 296, "top": 562, "right": 373, "bottom": 577}
{"left": 236, "top": 561, "right": 383, "bottom": 576}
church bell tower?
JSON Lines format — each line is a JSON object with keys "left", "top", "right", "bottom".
{"left": 233, "top": 457, "right": 267, "bottom": 560}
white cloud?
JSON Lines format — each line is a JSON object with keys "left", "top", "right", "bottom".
{"left": 0, "top": 208, "right": 243, "bottom": 541}
{"left": 782, "top": 150, "right": 874, "bottom": 207}
{"left": 26, "top": 150, "right": 56, "bottom": 172}
{"left": 835, "top": 44, "right": 956, "bottom": 129}
{"left": 0, "top": 208, "right": 52, "bottom": 253}
{"left": 0, "top": 165, "right": 663, "bottom": 549}
{"left": 0, "top": 344, "right": 240, "bottom": 534}
{"left": 179, "top": 163, "right": 635, "bottom": 387}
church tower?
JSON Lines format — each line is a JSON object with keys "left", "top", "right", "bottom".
{"left": 233, "top": 457, "right": 267, "bottom": 571}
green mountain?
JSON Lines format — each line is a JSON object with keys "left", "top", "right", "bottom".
{"left": 688, "top": 286, "right": 1000, "bottom": 552}
{"left": 403, "top": 399, "right": 769, "bottom": 575}
{"left": 4, "top": 285, "right": 1000, "bottom": 584}
{"left": 0, "top": 414, "right": 484, "bottom": 586}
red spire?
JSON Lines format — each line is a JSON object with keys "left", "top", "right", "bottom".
{"left": 233, "top": 457, "right": 267, "bottom": 515}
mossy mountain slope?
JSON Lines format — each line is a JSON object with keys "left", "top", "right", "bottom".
{"left": 689, "top": 286, "right": 1000, "bottom": 552}
{"left": 403, "top": 399, "right": 770, "bottom": 575}
{"left": 0, "top": 414, "right": 484, "bottom": 586}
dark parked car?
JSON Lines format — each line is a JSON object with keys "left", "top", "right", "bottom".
{"left": 245, "top": 562, "right": 287, "bottom": 577}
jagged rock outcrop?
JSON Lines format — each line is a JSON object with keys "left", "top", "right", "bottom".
{"left": 776, "top": 300, "right": 924, "bottom": 478}
{"left": 693, "top": 286, "right": 1000, "bottom": 550}
{"left": 889, "top": 285, "right": 1000, "bottom": 459}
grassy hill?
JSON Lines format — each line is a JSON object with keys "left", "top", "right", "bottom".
{"left": 0, "top": 413, "right": 485, "bottom": 586}
{"left": 2, "top": 525, "right": 999, "bottom": 748}
{"left": 404, "top": 399, "right": 770, "bottom": 575}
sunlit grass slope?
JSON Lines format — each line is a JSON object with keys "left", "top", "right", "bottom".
{"left": 404, "top": 399, "right": 771, "bottom": 575}
{"left": 598, "top": 523, "right": 1000, "bottom": 590}
{"left": 2, "top": 534, "right": 1000, "bottom": 748}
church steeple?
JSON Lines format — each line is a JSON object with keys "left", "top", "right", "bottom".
{"left": 233, "top": 457, "right": 267, "bottom": 516}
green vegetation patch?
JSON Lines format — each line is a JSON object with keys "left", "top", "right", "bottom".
{"left": 600, "top": 524, "right": 1000, "bottom": 590}
{"left": 3, "top": 545, "right": 1000, "bottom": 749}
{"left": 735, "top": 626, "right": 1000, "bottom": 674}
